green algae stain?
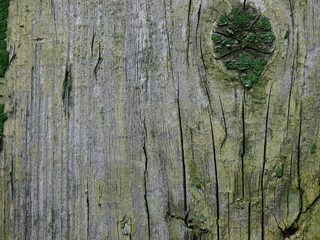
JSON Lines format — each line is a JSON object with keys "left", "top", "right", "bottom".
{"left": 199, "top": 214, "right": 207, "bottom": 223}
{"left": 310, "top": 143, "right": 316, "bottom": 154}
{"left": 275, "top": 163, "right": 284, "bottom": 178}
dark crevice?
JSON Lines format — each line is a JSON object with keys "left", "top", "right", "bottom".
{"left": 228, "top": 192, "right": 230, "bottom": 238}
{"left": 168, "top": 214, "right": 209, "bottom": 235}
{"left": 286, "top": 60, "right": 294, "bottom": 133}
{"left": 261, "top": 83, "right": 273, "bottom": 240}
{"left": 297, "top": 97, "right": 303, "bottom": 217}
{"left": 93, "top": 44, "right": 102, "bottom": 83}
{"left": 201, "top": 77, "right": 219, "bottom": 239}
{"left": 287, "top": 152, "right": 293, "bottom": 222}
{"left": 208, "top": 108, "right": 220, "bottom": 240}
{"left": 282, "top": 97, "right": 304, "bottom": 235}
{"left": 287, "top": 96, "right": 304, "bottom": 228}
{"left": 86, "top": 179, "right": 90, "bottom": 240}
{"left": 98, "top": 184, "right": 102, "bottom": 207}
{"left": 248, "top": 175, "right": 252, "bottom": 240}
{"left": 199, "top": 37, "right": 208, "bottom": 70}
{"left": 241, "top": 91, "right": 246, "bottom": 199}
{"left": 286, "top": 0, "right": 295, "bottom": 133}
{"left": 10, "top": 156, "right": 14, "bottom": 200}
{"left": 177, "top": 82, "right": 188, "bottom": 214}
{"left": 9, "top": 45, "right": 16, "bottom": 67}
{"left": 214, "top": 48, "right": 241, "bottom": 60}
{"left": 219, "top": 95, "right": 228, "bottom": 151}
{"left": 243, "top": 46, "right": 274, "bottom": 55}
{"left": 195, "top": 3, "right": 202, "bottom": 46}
{"left": 62, "top": 64, "right": 72, "bottom": 117}
{"left": 143, "top": 135, "right": 151, "bottom": 239}
{"left": 248, "top": 198, "right": 251, "bottom": 240}
{"left": 243, "top": 0, "right": 247, "bottom": 12}
{"left": 91, "top": 31, "right": 95, "bottom": 57}
{"left": 186, "top": 0, "right": 193, "bottom": 67}
{"left": 283, "top": 225, "right": 300, "bottom": 239}
{"left": 212, "top": 31, "right": 233, "bottom": 38}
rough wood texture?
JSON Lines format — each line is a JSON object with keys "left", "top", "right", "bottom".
{"left": 1, "top": 0, "right": 320, "bottom": 239}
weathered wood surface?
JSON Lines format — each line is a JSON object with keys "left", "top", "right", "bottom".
{"left": 0, "top": 0, "right": 320, "bottom": 239}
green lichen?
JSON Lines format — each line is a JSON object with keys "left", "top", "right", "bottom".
{"left": 199, "top": 214, "right": 206, "bottom": 223}
{"left": 218, "top": 14, "right": 228, "bottom": 26}
{"left": 258, "top": 32, "right": 275, "bottom": 43}
{"left": 284, "top": 30, "right": 289, "bottom": 39}
{"left": 240, "top": 73, "right": 258, "bottom": 88}
{"left": 252, "top": 58, "right": 267, "bottom": 75}
{"left": 256, "top": 17, "right": 272, "bottom": 31}
{"left": 225, "top": 60, "right": 235, "bottom": 70}
{"left": 212, "top": 33, "right": 222, "bottom": 44}
{"left": 230, "top": 6, "right": 254, "bottom": 26}
{"left": 275, "top": 163, "right": 284, "bottom": 178}
{"left": 214, "top": 45, "right": 222, "bottom": 52}
{"left": 222, "top": 38, "right": 234, "bottom": 44}
{"left": 310, "top": 143, "right": 316, "bottom": 154}
{"left": 234, "top": 53, "right": 254, "bottom": 70}
{"left": 246, "top": 32, "right": 256, "bottom": 42}
{"left": 195, "top": 183, "right": 201, "bottom": 189}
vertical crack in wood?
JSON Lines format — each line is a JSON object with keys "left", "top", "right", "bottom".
{"left": 186, "top": 0, "right": 193, "bottom": 67}
{"left": 243, "top": 0, "right": 247, "bottom": 12}
{"left": 248, "top": 174, "right": 252, "bottom": 240}
{"left": 208, "top": 107, "right": 220, "bottom": 240}
{"left": 177, "top": 80, "right": 188, "bottom": 214}
{"left": 228, "top": 192, "right": 230, "bottom": 239}
{"left": 195, "top": 2, "right": 202, "bottom": 46}
{"left": 199, "top": 34, "right": 208, "bottom": 70}
{"left": 241, "top": 90, "right": 246, "bottom": 199}
{"left": 286, "top": 0, "right": 295, "bottom": 133}
{"left": 62, "top": 65, "right": 72, "bottom": 117}
{"left": 287, "top": 152, "right": 293, "bottom": 222}
{"left": 219, "top": 95, "right": 228, "bottom": 151}
{"left": 10, "top": 156, "right": 14, "bottom": 200}
{"left": 143, "top": 120, "right": 151, "bottom": 239}
{"left": 201, "top": 74, "right": 220, "bottom": 239}
{"left": 296, "top": 96, "right": 303, "bottom": 222}
{"left": 91, "top": 30, "right": 95, "bottom": 57}
{"left": 93, "top": 44, "right": 102, "bottom": 83}
{"left": 86, "top": 179, "right": 90, "bottom": 240}
{"left": 261, "top": 83, "right": 273, "bottom": 240}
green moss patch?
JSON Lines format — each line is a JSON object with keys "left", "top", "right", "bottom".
{"left": 0, "top": 0, "right": 9, "bottom": 142}
{"left": 310, "top": 143, "right": 316, "bottom": 154}
{"left": 258, "top": 32, "right": 276, "bottom": 43}
{"left": 275, "top": 163, "right": 284, "bottom": 178}
{"left": 256, "top": 17, "right": 272, "bottom": 30}
{"left": 218, "top": 14, "right": 228, "bottom": 26}
{"left": 230, "top": 6, "right": 254, "bottom": 26}
{"left": 212, "top": 5, "right": 276, "bottom": 88}
{"left": 0, "top": 0, "right": 9, "bottom": 77}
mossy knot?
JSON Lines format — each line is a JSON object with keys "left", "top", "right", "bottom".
{"left": 212, "top": 6, "right": 275, "bottom": 88}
